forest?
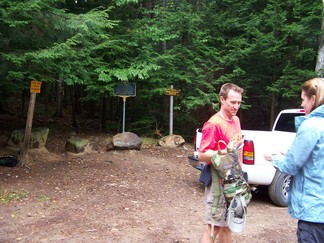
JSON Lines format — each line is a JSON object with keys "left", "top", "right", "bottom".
{"left": 1, "top": 0, "right": 323, "bottom": 138}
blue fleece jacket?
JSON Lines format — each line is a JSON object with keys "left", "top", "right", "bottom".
{"left": 272, "top": 104, "right": 324, "bottom": 223}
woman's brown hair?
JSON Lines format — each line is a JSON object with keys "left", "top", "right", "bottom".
{"left": 302, "top": 78, "right": 324, "bottom": 111}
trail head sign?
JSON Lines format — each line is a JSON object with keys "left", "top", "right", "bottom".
{"left": 165, "top": 88, "right": 180, "bottom": 96}
{"left": 114, "top": 83, "right": 136, "bottom": 97}
{"left": 30, "top": 80, "right": 42, "bottom": 93}
{"left": 113, "top": 83, "right": 136, "bottom": 133}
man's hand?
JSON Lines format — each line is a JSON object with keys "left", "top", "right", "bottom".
{"left": 198, "top": 149, "right": 218, "bottom": 163}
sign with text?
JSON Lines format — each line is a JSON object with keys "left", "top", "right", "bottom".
{"left": 30, "top": 80, "right": 42, "bottom": 93}
{"left": 114, "top": 83, "right": 136, "bottom": 97}
{"left": 165, "top": 88, "right": 180, "bottom": 96}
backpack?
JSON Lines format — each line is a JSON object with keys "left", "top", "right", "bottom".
{"left": 210, "top": 140, "right": 252, "bottom": 206}
{"left": 198, "top": 163, "right": 212, "bottom": 187}
{"left": 0, "top": 155, "right": 19, "bottom": 167}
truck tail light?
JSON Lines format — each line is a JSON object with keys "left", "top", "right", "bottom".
{"left": 243, "top": 140, "right": 254, "bottom": 165}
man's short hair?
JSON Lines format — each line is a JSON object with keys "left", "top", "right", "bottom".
{"left": 219, "top": 83, "right": 244, "bottom": 99}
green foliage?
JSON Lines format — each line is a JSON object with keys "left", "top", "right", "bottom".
{"left": 0, "top": 188, "right": 29, "bottom": 204}
{"left": 0, "top": 0, "right": 322, "bottom": 134}
{"left": 141, "top": 136, "right": 158, "bottom": 145}
{"left": 37, "top": 194, "right": 50, "bottom": 202}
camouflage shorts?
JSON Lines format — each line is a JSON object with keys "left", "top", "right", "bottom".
{"left": 204, "top": 181, "right": 228, "bottom": 227}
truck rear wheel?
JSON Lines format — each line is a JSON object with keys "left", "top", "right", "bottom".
{"left": 268, "top": 170, "right": 291, "bottom": 207}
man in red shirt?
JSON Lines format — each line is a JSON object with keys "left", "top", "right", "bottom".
{"left": 198, "top": 83, "right": 244, "bottom": 243}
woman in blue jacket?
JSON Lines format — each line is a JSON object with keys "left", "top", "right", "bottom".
{"left": 266, "top": 78, "right": 324, "bottom": 243}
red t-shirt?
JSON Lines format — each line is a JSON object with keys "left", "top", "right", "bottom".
{"left": 199, "top": 113, "right": 243, "bottom": 164}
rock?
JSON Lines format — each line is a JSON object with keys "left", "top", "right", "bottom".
{"left": 65, "top": 136, "right": 90, "bottom": 153}
{"left": 0, "top": 134, "right": 9, "bottom": 147}
{"left": 112, "top": 132, "right": 142, "bottom": 150}
{"left": 158, "top": 134, "right": 185, "bottom": 148}
{"left": 105, "top": 137, "right": 114, "bottom": 151}
{"left": 7, "top": 127, "right": 49, "bottom": 148}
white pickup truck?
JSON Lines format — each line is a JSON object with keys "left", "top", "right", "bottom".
{"left": 188, "top": 109, "right": 305, "bottom": 207}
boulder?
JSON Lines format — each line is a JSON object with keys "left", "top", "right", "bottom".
{"left": 65, "top": 136, "right": 90, "bottom": 153}
{"left": 158, "top": 134, "right": 185, "bottom": 148}
{"left": 105, "top": 137, "right": 114, "bottom": 151}
{"left": 7, "top": 127, "right": 49, "bottom": 148}
{"left": 112, "top": 132, "right": 142, "bottom": 150}
{"left": 0, "top": 134, "right": 9, "bottom": 147}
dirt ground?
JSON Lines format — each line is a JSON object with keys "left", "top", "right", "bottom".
{"left": 0, "top": 116, "right": 298, "bottom": 243}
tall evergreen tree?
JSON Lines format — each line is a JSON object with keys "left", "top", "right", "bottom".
{"left": 1, "top": 0, "right": 322, "bottom": 135}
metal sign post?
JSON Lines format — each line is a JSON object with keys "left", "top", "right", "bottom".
{"left": 114, "top": 83, "right": 136, "bottom": 133}
{"left": 121, "top": 96, "right": 128, "bottom": 133}
{"left": 169, "top": 85, "right": 174, "bottom": 135}
{"left": 165, "top": 85, "right": 180, "bottom": 135}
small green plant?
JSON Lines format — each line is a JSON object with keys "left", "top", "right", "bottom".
{"left": 141, "top": 137, "right": 158, "bottom": 145}
{"left": 38, "top": 194, "right": 50, "bottom": 202}
{"left": 0, "top": 188, "right": 29, "bottom": 204}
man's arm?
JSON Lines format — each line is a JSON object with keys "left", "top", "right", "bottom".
{"left": 198, "top": 149, "right": 218, "bottom": 163}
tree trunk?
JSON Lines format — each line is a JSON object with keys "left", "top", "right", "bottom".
{"left": 71, "top": 85, "right": 78, "bottom": 128}
{"left": 270, "top": 55, "right": 277, "bottom": 130}
{"left": 43, "top": 82, "right": 50, "bottom": 114}
{"left": 100, "top": 95, "right": 107, "bottom": 133}
{"left": 54, "top": 75, "right": 64, "bottom": 117}
{"left": 20, "top": 89, "right": 27, "bottom": 117}
{"left": 316, "top": 0, "right": 324, "bottom": 77}
{"left": 270, "top": 93, "right": 275, "bottom": 129}
{"left": 162, "top": 0, "right": 167, "bottom": 52}
{"left": 74, "top": 84, "right": 82, "bottom": 114}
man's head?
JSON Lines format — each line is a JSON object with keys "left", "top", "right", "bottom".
{"left": 219, "top": 83, "right": 244, "bottom": 119}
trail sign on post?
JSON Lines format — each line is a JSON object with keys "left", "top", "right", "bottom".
{"left": 114, "top": 83, "right": 136, "bottom": 133}
{"left": 165, "top": 88, "right": 180, "bottom": 96}
{"left": 30, "top": 80, "right": 42, "bottom": 93}
{"left": 21, "top": 80, "right": 42, "bottom": 165}
{"left": 165, "top": 85, "right": 180, "bottom": 135}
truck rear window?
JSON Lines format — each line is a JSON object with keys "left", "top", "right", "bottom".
{"left": 275, "top": 113, "right": 304, "bottom": 132}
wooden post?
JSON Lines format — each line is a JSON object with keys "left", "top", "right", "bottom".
{"left": 20, "top": 80, "right": 41, "bottom": 166}
{"left": 20, "top": 93, "right": 36, "bottom": 165}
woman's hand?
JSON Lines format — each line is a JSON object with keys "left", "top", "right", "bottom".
{"left": 264, "top": 153, "right": 272, "bottom": 161}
